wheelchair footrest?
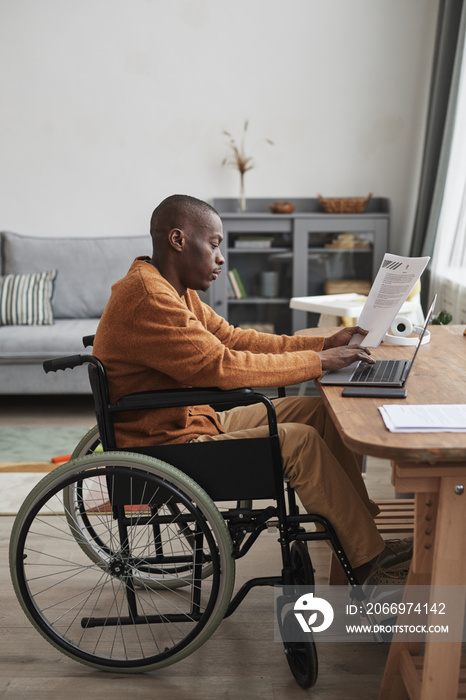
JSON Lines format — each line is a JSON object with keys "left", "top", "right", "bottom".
{"left": 294, "top": 530, "right": 331, "bottom": 541}
{"left": 81, "top": 611, "right": 203, "bottom": 629}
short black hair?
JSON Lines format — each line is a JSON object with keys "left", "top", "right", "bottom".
{"left": 150, "top": 195, "right": 219, "bottom": 239}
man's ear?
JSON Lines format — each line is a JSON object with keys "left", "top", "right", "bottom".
{"left": 168, "top": 228, "right": 184, "bottom": 253}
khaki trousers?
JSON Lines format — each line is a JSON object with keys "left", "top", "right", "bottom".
{"left": 192, "top": 396, "right": 385, "bottom": 568}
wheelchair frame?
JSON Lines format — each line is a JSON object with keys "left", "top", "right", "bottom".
{"left": 9, "top": 338, "right": 363, "bottom": 689}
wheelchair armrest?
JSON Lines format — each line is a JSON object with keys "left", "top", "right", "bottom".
{"left": 113, "top": 387, "right": 256, "bottom": 411}
{"left": 42, "top": 353, "right": 280, "bottom": 439}
{"left": 112, "top": 386, "right": 279, "bottom": 438}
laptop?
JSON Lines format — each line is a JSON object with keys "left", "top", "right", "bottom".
{"left": 320, "top": 295, "right": 436, "bottom": 387}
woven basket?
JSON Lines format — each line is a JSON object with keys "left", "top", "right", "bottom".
{"left": 270, "top": 200, "right": 295, "bottom": 214}
{"left": 318, "top": 193, "right": 372, "bottom": 214}
{"left": 324, "top": 279, "right": 371, "bottom": 295}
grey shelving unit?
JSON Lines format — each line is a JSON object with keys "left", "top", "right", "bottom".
{"left": 211, "top": 197, "right": 390, "bottom": 334}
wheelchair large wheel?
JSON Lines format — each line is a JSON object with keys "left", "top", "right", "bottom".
{"left": 10, "top": 452, "right": 235, "bottom": 672}
{"left": 70, "top": 424, "right": 101, "bottom": 458}
{"left": 65, "top": 427, "right": 214, "bottom": 590}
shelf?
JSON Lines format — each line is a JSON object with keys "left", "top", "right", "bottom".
{"left": 228, "top": 297, "right": 290, "bottom": 304}
{"left": 308, "top": 247, "right": 372, "bottom": 254}
{"left": 228, "top": 247, "right": 291, "bottom": 254}
{"left": 229, "top": 248, "right": 371, "bottom": 257}
{"left": 212, "top": 197, "right": 391, "bottom": 216}
{"left": 211, "top": 198, "right": 390, "bottom": 335}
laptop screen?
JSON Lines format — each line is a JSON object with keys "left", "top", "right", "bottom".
{"left": 402, "top": 294, "right": 437, "bottom": 381}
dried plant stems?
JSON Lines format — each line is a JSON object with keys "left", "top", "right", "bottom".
{"left": 222, "top": 120, "right": 273, "bottom": 211}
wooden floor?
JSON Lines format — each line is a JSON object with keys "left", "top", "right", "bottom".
{"left": 0, "top": 395, "right": 396, "bottom": 700}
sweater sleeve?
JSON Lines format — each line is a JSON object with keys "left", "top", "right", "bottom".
{"left": 195, "top": 294, "right": 326, "bottom": 354}
{"left": 132, "top": 290, "right": 323, "bottom": 390}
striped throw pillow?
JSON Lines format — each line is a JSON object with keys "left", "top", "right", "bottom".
{"left": 0, "top": 270, "right": 57, "bottom": 325}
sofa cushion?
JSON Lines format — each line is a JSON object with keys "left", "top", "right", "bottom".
{"left": 2, "top": 232, "right": 149, "bottom": 319}
{"left": 0, "top": 318, "right": 100, "bottom": 359}
{"left": 0, "top": 270, "right": 57, "bottom": 326}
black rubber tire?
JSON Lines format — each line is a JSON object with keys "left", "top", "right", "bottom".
{"left": 10, "top": 452, "right": 235, "bottom": 672}
{"left": 290, "top": 540, "right": 315, "bottom": 588}
{"left": 282, "top": 610, "right": 319, "bottom": 689}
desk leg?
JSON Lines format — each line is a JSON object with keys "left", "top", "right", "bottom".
{"left": 380, "top": 476, "right": 466, "bottom": 700}
{"left": 378, "top": 568, "right": 427, "bottom": 700}
{"left": 379, "top": 489, "right": 436, "bottom": 700}
{"left": 419, "top": 475, "right": 466, "bottom": 700}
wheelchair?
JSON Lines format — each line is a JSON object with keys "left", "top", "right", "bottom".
{"left": 9, "top": 336, "right": 363, "bottom": 689}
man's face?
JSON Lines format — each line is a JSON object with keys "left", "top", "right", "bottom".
{"left": 180, "top": 212, "right": 225, "bottom": 292}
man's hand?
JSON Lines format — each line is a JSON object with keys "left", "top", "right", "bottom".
{"left": 317, "top": 345, "right": 374, "bottom": 371}
{"left": 322, "top": 326, "right": 368, "bottom": 350}
{"left": 318, "top": 326, "right": 374, "bottom": 371}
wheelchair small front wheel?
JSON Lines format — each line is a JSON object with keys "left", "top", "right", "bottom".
{"left": 282, "top": 610, "right": 318, "bottom": 689}
{"left": 10, "top": 452, "right": 235, "bottom": 673}
{"left": 290, "top": 540, "right": 315, "bottom": 588}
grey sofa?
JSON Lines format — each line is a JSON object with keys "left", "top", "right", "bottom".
{"left": 0, "top": 231, "right": 149, "bottom": 393}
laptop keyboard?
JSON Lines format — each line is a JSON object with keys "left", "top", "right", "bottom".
{"left": 351, "top": 360, "right": 404, "bottom": 384}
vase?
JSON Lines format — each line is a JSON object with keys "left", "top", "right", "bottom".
{"left": 239, "top": 172, "right": 246, "bottom": 212}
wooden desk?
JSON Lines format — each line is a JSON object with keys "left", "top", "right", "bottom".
{"left": 298, "top": 325, "right": 466, "bottom": 700}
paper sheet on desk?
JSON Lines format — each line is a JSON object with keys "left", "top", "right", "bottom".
{"left": 379, "top": 404, "right": 466, "bottom": 432}
{"left": 349, "top": 253, "right": 430, "bottom": 348}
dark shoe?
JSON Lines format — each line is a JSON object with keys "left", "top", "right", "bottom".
{"left": 376, "top": 538, "right": 413, "bottom": 569}
{"left": 365, "top": 560, "right": 410, "bottom": 586}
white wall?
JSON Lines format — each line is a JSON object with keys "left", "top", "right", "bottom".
{"left": 0, "top": 0, "right": 438, "bottom": 254}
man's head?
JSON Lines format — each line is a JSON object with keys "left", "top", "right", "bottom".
{"left": 150, "top": 195, "right": 224, "bottom": 296}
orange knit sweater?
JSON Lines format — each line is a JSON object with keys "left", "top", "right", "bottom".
{"left": 93, "top": 258, "right": 325, "bottom": 446}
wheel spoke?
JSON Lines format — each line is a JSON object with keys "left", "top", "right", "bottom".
{"left": 10, "top": 456, "right": 234, "bottom": 671}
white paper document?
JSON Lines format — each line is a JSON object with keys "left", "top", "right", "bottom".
{"left": 350, "top": 253, "right": 430, "bottom": 348}
{"left": 379, "top": 404, "right": 466, "bottom": 433}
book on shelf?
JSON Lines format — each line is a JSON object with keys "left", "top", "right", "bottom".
{"left": 233, "top": 268, "right": 247, "bottom": 297}
{"left": 228, "top": 269, "right": 241, "bottom": 298}
{"left": 234, "top": 236, "right": 273, "bottom": 249}
{"left": 228, "top": 268, "right": 247, "bottom": 299}
{"left": 227, "top": 270, "right": 241, "bottom": 298}
{"left": 227, "top": 277, "right": 235, "bottom": 298}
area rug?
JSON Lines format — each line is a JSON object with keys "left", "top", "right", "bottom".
{"left": 0, "top": 425, "right": 92, "bottom": 514}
